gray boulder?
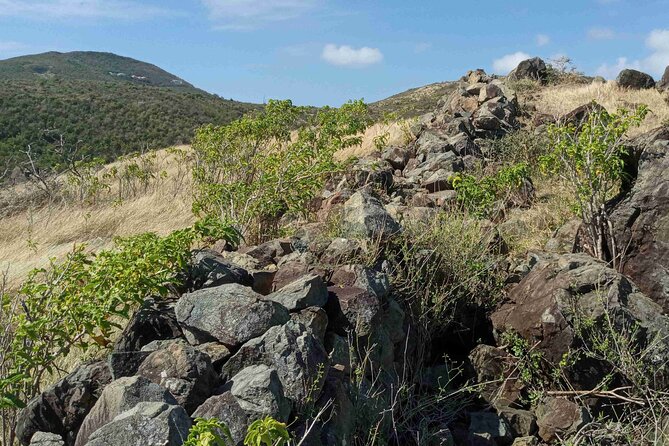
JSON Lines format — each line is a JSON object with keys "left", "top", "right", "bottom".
{"left": 617, "top": 68, "right": 655, "bottom": 89}
{"left": 536, "top": 397, "right": 588, "bottom": 442}
{"left": 469, "top": 412, "right": 513, "bottom": 445}
{"left": 74, "top": 376, "right": 176, "bottom": 446}
{"left": 137, "top": 341, "right": 219, "bottom": 413}
{"left": 320, "top": 238, "right": 362, "bottom": 265}
{"left": 381, "top": 146, "right": 412, "bottom": 170}
{"left": 222, "top": 320, "right": 329, "bottom": 403}
{"left": 340, "top": 191, "right": 401, "bottom": 240}
{"left": 188, "top": 249, "right": 253, "bottom": 290}
{"left": 268, "top": 274, "right": 328, "bottom": 311}
{"left": 229, "top": 365, "right": 292, "bottom": 421}
{"left": 290, "top": 306, "right": 329, "bottom": 341}
{"left": 658, "top": 65, "right": 669, "bottom": 91}
{"left": 193, "top": 392, "right": 249, "bottom": 445}
{"left": 84, "top": 402, "right": 191, "bottom": 446}
{"left": 175, "top": 283, "right": 289, "bottom": 348}
{"left": 16, "top": 361, "right": 111, "bottom": 446}
{"left": 508, "top": 57, "right": 547, "bottom": 82}
{"left": 415, "top": 129, "right": 451, "bottom": 155}
{"left": 113, "top": 299, "right": 183, "bottom": 353}
{"left": 28, "top": 432, "right": 64, "bottom": 446}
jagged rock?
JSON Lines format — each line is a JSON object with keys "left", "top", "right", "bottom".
{"left": 16, "top": 361, "right": 111, "bottom": 446}
{"left": 382, "top": 146, "right": 412, "bottom": 171}
{"left": 449, "top": 132, "right": 481, "bottom": 157}
{"left": 84, "top": 402, "right": 191, "bottom": 446}
{"left": 325, "top": 333, "right": 352, "bottom": 372}
{"left": 658, "top": 66, "right": 669, "bottom": 91}
{"left": 498, "top": 408, "right": 537, "bottom": 438}
{"left": 479, "top": 83, "right": 504, "bottom": 103}
{"left": 222, "top": 320, "right": 329, "bottom": 403}
{"left": 511, "top": 437, "right": 538, "bottom": 446}
{"left": 326, "top": 285, "right": 380, "bottom": 337}
{"left": 220, "top": 251, "right": 261, "bottom": 271}
{"left": 243, "top": 239, "right": 294, "bottom": 268}
{"left": 188, "top": 249, "right": 253, "bottom": 290}
{"left": 137, "top": 341, "right": 219, "bottom": 413}
{"left": 268, "top": 274, "right": 328, "bottom": 311}
{"left": 174, "top": 283, "right": 289, "bottom": 348}
{"left": 229, "top": 365, "right": 292, "bottom": 421}
{"left": 421, "top": 169, "right": 454, "bottom": 193}
{"left": 428, "top": 190, "right": 458, "bottom": 207}
{"left": 113, "top": 299, "right": 183, "bottom": 353}
{"left": 491, "top": 253, "right": 669, "bottom": 388}
{"left": 404, "top": 152, "right": 464, "bottom": 183}
{"left": 469, "top": 412, "right": 513, "bottom": 445}
{"left": 320, "top": 238, "right": 362, "bottom": 265}
{"left": 272, "top": 254, "right": 317, "bottom": 291}
{"left": 467, "top": 69, "right": 492, "bottom": 84}
{"left": 535, "top": 397, "right": 588, "bottom": 442}
{"left": 195, "top": 342, "right": 232, "bottom": 369}
{"left": 347, "top": 158, "right": 394, "bottom": 192}
{"left": 340, "top": 191, "right": 401, "bottom": 240}
{"left": 28, "top": 432, "right": 64, "bottom": 446}
{"left": 559, "top": 102, "right": 605, "bottom": 128}
{"left": 608, "top": 129, "right": 669, "bottom": 310}
{"left": 466, "top": 82, "right": 486, "bottom": 96}
{"left": 317, "top": 366, "right": 355, "bottom": 446}
{"left": 468, "top": 345, "right": 523, "bottom": 408}
{"left": 74, "top": 376, "right": 176, "bottom": 446}
{"left": 290, "top": 306, "right": 328, "bottom": 341}
{"left": 445, "top": 89, "right": 480, "bottom": 116}
{"left": 508, "top": 57, "right": 547, "bottom": 82}
{"left": 193, "top": 392, "right": 249, "bottom": 445}
{"left": 415, "top": 129, "right": 452, "bottom": 155}
{"left": 617, "top": 68, "right": 655, "bottom": 89}
{"left": 107, "top": 351, "right": 152, "bottom": 380}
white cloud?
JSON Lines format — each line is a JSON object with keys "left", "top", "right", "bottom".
{"left": 492, "top": 51, "right": 531, "bottom": 74}
{"left": 321, "top": 44, "right": 383, "bottom": 67}
{"left": 588, "top": 27, "right": 615, "bottom": 40}
{"left": 201, "top": 0, "right": 316, "bottom": 29}
{"left": 0, "top": 0, "right": 176, "bottom": 20}
{"left": 536, "top": 34, "right": 550, "bottom": 47}
{"left": 596, "top": 29, "right": 669, "bottom": 78}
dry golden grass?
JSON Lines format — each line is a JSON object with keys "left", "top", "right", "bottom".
{"left": 335, "top": 120, "right": 413, "bottom": 160}
{"left": 534, "top": 81, "right": 669, "bottom": 136}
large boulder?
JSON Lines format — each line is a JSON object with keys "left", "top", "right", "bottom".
{"left": 491, "top": 253, "right": 669, "bottom": 388}
{"left": 113, "top": 299, "right": 183, "bottom": 353}
{"left": 16, "top": 361, "right": 111, "bottom": 446}
{"left": 617, "top": 69, "right": 655, "bottom": 89}
{"left": 137, "top": 341, "right": 219, "bottom": 413}
{"left": 535, "top": 397, "right": 589, "bottom": 442}
{"left": 508, "top": 57, "right": 547, "bottom": 82}
{"left": 174, "top": 283, "right": 289, "bottom": 348}
{"left": 74, "top": 376, "right": 177, "bottom": 446}
{"left": 229, "top": 365, "right": 292, "bottom": 421}
{"left": 608, "top": 129, "right": 669, "bottom": 310}
{"left": 340, "top": 191, "right": 401, "bottom": 240}
{"left": 193, "top": 392, "right": 249, "bottom": 445}
{"left": 658, "top": 65, "right": 669, "bottom": 91}
{"left": 28, "top": 432, "right": 64, "bottom": 446}
{"left": 267, "top": 274, "right": 328, "bottom": 311}
{"left": 222, "top": 320, "right": 329, "bottom": 403}
{"left": 84, "top": 402, "right": 191, "bottom": 446}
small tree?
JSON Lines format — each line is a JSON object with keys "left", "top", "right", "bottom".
{"left": 192, "top": 99, "right": 370, "bottom": 243}
{"left": 540, "top": 104, "right": 648, "bottom": 266}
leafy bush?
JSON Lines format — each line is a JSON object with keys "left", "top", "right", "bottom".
{"left": 184, "top": 418, "right": 234, "bottom": 446}
{"left": 539, "top": 104, "right": 648, "bottom": 264}
{"left": 452, "top": 162, "right": 532, "bottom": 218}
{"left": 244, "top": 417, "right": 291, "bottom": 446}
{"left": 192, "top": 99, "right": 370, "bottom": 242}
{"left": 0, "top": 219, "right": 239, "bottom": 444}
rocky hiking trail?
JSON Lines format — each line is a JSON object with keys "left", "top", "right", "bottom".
{"left": 13, "top": 58, "right": 669, "bottom": 446}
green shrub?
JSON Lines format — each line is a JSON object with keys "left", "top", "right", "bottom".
{"left": 452, "top": 162, "right": 531, "bottom": 218}
{"left": 540, "top": 104, "right": 648, "bottom": 264}
{"left": 244, "top": 417, "right": 291, "bottom": 446}
{"left": 192, "top": 99, "right": 370, "bottom": 243}
{"left": 184, "top": 418, "right": 234, "bottom": 446}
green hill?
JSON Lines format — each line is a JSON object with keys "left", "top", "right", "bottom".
{"left": 0, "top": 51, "right": 260, "bottom": 172}
{"left": 369, "top": 81, "right": 457, "bottom": 119}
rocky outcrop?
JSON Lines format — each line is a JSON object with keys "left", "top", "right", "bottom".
{"left": 174, "top": 283, "right": 289, "bottom": 348}
{"left": 267, "top": 274, "right": 328, "bottom": 311}
{"left": 608, "top": 128, "right": 669, "bottom": 310}
{"left": 658, "top": 66, "right": 669, "bottom": 91}
{"left": 16, "top": 361, "right": 111, "bottom": 446}
{"left": 508, "top": 57, "right": 547, "bottom": 82}
{"left": 617, "top": 69, "right": 656, "bottom": 89}
{"left": 340, "top": 190, "right": 401, "bottom": 239}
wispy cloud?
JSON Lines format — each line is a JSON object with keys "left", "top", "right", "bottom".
{"left": 321, "top": 44, "right": 383, "bottom": 67}
{"left": 0, "top": 0, "right": 177, "bottom": 20}
{"left": 536, "top": 34, "right": 550, "bottom": 47}
{"left": 596, "top": 28, "right": 669, "bottom": 78}
{"left": 588, "top": 27, "right": 615, "bottom": 40}
{"left": 201, "top": 0, "right": 316, "bottom": 30}
{"left": 492, "top": 51, "right": 530, "bottom": 74}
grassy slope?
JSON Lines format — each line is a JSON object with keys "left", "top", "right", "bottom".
{"left": 369, "top": 81, "right": 457, "bottom": 119}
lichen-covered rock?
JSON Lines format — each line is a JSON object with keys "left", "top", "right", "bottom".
{"left": 222, "top": 320, "right": 329, "bottom": 403}
{"left": 84, "top": 402, "right": 191, "bottom": 446}
{"left": 229, "top": 365, "right": 292, "bottom": 421}
{"left": 340, "top": 191, "right": 401, "bottom": 240}
{"left": 74, "top": 376, "right": 176, "bottom": 446}
{"left": 535, "top": 397, "right": 589, "bottom": 442}
{"left": 290, "top": 306, "right": 328, "bottom": 341}
{"left": 28, "top": 432, "right": 64, "bottom": 446}
{"left": 268, "top": 274, "right": 328, "bottom": 311}
{"left": 137, "top": 341, "right": 219, "bottom": 413}
{"left": 16, "top": 361, "right": 111, "bottom": 446}
{"left": 193, "top": 392, "right": 249, "bottom": 445}
{"left": 174, "top": 283, "right": 289, "bottom": 348}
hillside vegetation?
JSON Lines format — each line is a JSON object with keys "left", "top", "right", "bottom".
{"left": 0, "top": 52, "right": 260, "bottom": 172}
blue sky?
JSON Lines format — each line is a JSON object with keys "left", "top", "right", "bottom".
{"left": 1, "top": 0, "right": 668, "bottom": 106}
